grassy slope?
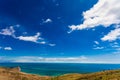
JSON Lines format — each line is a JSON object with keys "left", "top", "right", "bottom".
{"left": 51, "top": 70, "right": 120, "bottom": 80}
{"left": 1, "top": 67, "right": 120, "bottom": 80}
{"left": 0, "top": 67, "right": 51, "bottom": 80}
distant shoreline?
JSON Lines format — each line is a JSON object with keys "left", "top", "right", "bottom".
{"left": 1, "top": 63, "right": 120, "bottom": 77}
{"left": 1, "top": 62, "right": 120, "bottom": 64}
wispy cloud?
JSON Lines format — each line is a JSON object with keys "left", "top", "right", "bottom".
{"left": 0, "top": 26, "right": 55, "bottom": 46}
{"left": 1, "top": 54, "right": 120, "bottom": 63}
{"left": 0, "top": 56, "right": 87, "bottom": 63}
{"left": 39, "top": 41, "right": 46, "bottom": 44}
{"left": 101, "top": 27, "right": 120, "bottom": 41}
{"left": 0, "top": 26, "right": 15, "bottom": 37}
{"left": 94, "top": 41, "right": 99, "bottom": 45}
{"left": 111, "top": 42, "right": 119, "bottom": 48}
{"left": 43, "top": 18, "right": 52, "bottom": 23}
{"left": 93, "top": 46, "right": 104, "bottom": 50}
{"left": 48, "top": 43, "right": 56, "bottom": 46}
{"left": 0, "top": 26, "right": 44, "bottom": 44}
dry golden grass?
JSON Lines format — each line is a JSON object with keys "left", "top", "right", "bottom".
{"left": 0, "top": 67, "right": 51, "bottom": 80}
{"left": 51, "top": 70, "right": 120, "bottom": 80}
{"left": 1, "top": 67, "right": 120, "bottom": 80}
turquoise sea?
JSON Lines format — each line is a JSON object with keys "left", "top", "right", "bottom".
{"left": 0, "top": 63, "right": 120, "bottom": 76}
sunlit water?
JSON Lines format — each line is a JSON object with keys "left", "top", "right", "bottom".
{"left": 0, "top": 63, "right": 120, "bottom": 76}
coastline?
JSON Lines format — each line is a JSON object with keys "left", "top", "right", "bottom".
{"left": 1, "top": 63, "right": 120, "bottom": 77}
{"left": 0, "top": 66, "right": 51, "bottom": 80}
{"left": 1, "top": 66, "right": 120, "bottom": 80}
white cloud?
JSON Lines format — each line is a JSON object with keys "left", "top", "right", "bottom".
{"left": 101, "top": 28, "right": 120, "bottom": 41}
{"left": 43, "top": 18, "right": 52, "bottom": 23}
{"left": 0, "top": 56, "right": 87, "bottom": 63}
{"left": 48, "top": 43, "right": 56, "bottom": 46}
{"left": 17, "top": 32, "right": 43, "bottom": 43}
{"left": 39, "top": 41, "right": 46, "bottom": 44}
{"left": 69, "top": 0, "right": 120, "bottom": 31}
{"left": 110, "top": 42, "right": 119, "bottom": 48}
{"left": 0, "top": 27, "right": 50, "bottom": 45}
{"left": 0, "top": 26, "right": 55, "bottom": 45}
{"left": 0, "top": 46, "right": 12, "bottom": 50}
{"left": 1, "top": 54, "right": 120, "bottom": 63}
{"left": 93, "top": 46, "right": 104, "bottom": 50}
{"left": 94, "top": 41, "right": 99, "bottom": 45}
{"left": 4, "top": 47, "right": 12, "bottom": 50}
{"left": 0, "top": 26, "right": 15, "bottom": 37}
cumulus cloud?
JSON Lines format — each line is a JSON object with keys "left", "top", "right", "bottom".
{"left": 4, "top": 47, "right": 12, "bottom": 50}
{"left": 69, "top": 0, "right": 120, "bottom": 31}
{"left": 68, "top": 0, "right": 120, "bottom": 43}
{"left": 101, "top": 28, "right": 120, "bottom": 41}
{"left": 0, "top": 46, "right": 12, "bottom": 50}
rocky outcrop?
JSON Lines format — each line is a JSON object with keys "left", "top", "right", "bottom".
{"left": 10, "top": 66, "right": 21, "bottom": 72}
{"left": 0, "top": 67, "right": 51, "bottom": 80}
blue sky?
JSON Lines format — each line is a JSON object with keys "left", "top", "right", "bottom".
{"left": 0, "top": 0, "right": 120, "bottom": 63}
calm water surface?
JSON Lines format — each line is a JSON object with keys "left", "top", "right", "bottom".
{"left": 0, "top": 63, "right": 120, "bottom": 76}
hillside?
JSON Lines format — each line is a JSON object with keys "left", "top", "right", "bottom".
{"left": 1, "top": 67, "right": 120, "bottom": 80}
{"left": 0, "top": 67, "right": 51, "bottom": 80}
{"left": 52, "top": 70, "right": 120, "bottom": 80}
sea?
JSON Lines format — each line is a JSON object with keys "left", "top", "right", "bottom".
{"left": 0, "top": 63, "right": 120, "bottom": 76}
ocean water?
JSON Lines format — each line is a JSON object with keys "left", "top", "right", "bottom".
{"left": 0, "top": 63, "right": 120, "bottom": 76}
